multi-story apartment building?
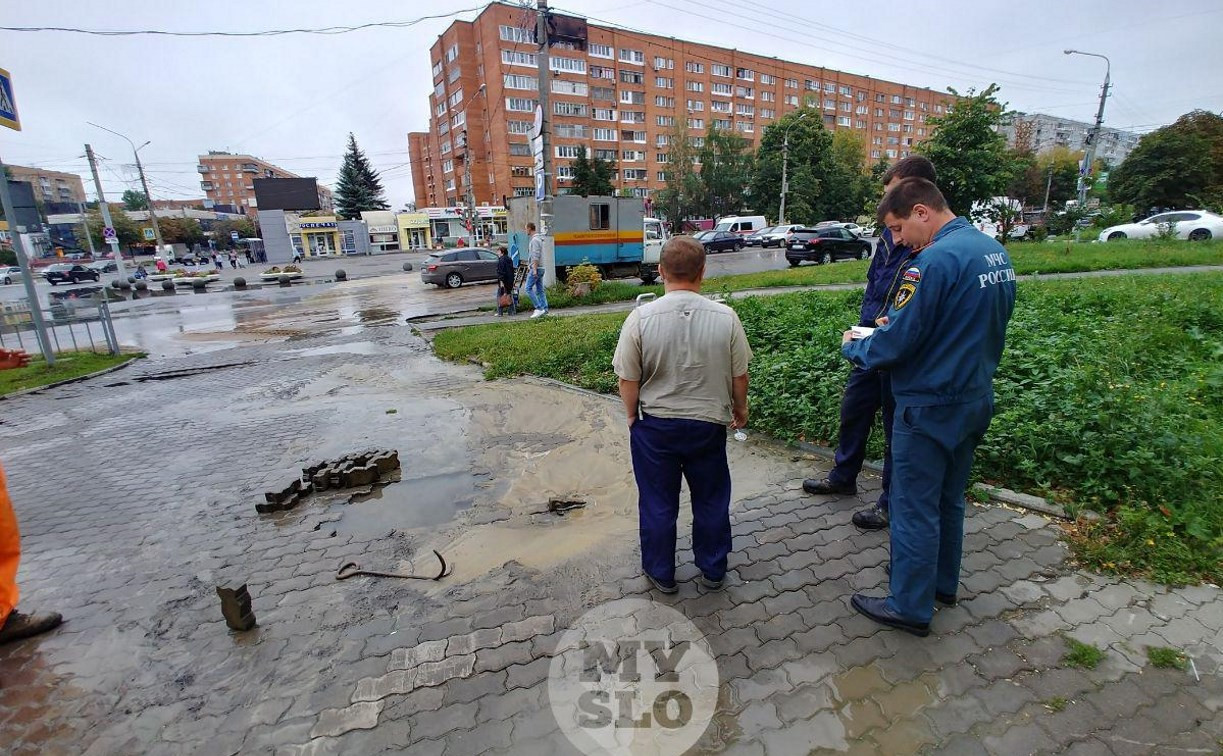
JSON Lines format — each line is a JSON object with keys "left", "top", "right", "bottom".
{"left": 1000, "top": 112, "right": 1141, "bottom": 166}
{"left": 408, "top": 2, "right": 954, "bottom": 208}
{"left": 197, "top": 151, "right": 333, "bottom": 215}
{"left": 4, "top": 165, "right": 87, "bottom": 206}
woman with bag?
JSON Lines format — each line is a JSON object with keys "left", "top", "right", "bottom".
{"left": 495, "top": 246, "right": 517, "bottom": 316}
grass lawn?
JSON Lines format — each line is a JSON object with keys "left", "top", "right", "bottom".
{"left": 0, "top": 351, "right": 143, "bottom": 395}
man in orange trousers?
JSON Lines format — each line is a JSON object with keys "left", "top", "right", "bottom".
{"left": 1, "top": 348, "right": 63, "bottom": 644}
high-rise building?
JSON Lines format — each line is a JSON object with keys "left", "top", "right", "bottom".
{"left": 408, "top": 3, "right": 955, "bottom": 208}
{"left": 197, "top": 151, "right": 333, "bottom": 215}
{"left": 1000, "top": 112, "right": 1141, "bottom": 166}
{"left": 3, "top": 165, "right": 87, "bottom": 206}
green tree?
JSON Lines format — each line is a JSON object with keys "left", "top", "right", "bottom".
{"left": 334, "top": 133, "right": 389, "bottom": 219}
{"left": 655, "top": 120, "right": 705, "bottom": 227}
{"left": 121, "top": 189, "right": 148, "bottom": 211}
{"left": 77, "top": 207, "right": 143, "bottom": 249}
{"left": 1109, "top": 110, "right": 1223, "bottom": 212}
{"left": 917, "top": 85, "right": 1015, "bottom": 216}
{"left": 157, "top": 217, "right": 206, "bottom": 246}
{"left": 748, "top": 108, "right": 834, "bottom": 225}
{"left": 207, "top": 218, "right": 257, "bottom": 249}
{"left": 823, "top": 130, "right": 872, "bottom": 221}
{"left": 698, "top": 126, "right": 755, "bottom": 220}
{"left": 569, "top": 145, "right": 615, "bottom": 196}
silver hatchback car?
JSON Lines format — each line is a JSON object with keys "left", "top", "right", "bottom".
{"left": 421, "top": 248, "right": 500, "bottom": 289}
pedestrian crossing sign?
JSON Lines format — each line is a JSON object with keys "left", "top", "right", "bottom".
{"left": 0, "top": 68, "right": 20, "bottom": 131}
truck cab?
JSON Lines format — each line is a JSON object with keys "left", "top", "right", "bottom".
{"left": 640, "top": 217, "right": 666, "bottom": 284}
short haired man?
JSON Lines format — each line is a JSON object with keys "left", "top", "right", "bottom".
{"left": 841, "top": 178, "right": 1016, "bottom": 636}
{"left": 525, "top": 222, "right": 549, "bottom": 319}
{"left": 612, "top": 236, "right": 752, "bottom": 593}
{"left": 804, "top": 156, "right": 938, "bottom": 533}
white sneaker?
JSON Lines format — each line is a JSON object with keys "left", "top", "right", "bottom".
{"left": 530, "top": 309, "right": 544, "bottom": 319}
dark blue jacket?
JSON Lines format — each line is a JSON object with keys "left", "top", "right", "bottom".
{"left": 859, "top": 229, "right": 915, "bottom": 327}
{"left": 842, "top": 217, "right": 1017, "bottom": 406}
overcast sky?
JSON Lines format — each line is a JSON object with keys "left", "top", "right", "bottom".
{"left": 1, "top": 0, "right": 1219, "bottom": 209}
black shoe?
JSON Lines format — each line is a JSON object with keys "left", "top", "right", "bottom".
{"left": 697, "top": 574, "right": 724, "bottom": 590}
{"left": 850, "top": 594, "right": 930, "bottom": 637}
{"left": 646, "top": 573, "right": 679, "bottom": 594}
{"left": 802, "top": 477, "right": 857, "bottom": 496}
{"left": 0, "top": 610, "right": 64, "bottom": 645}
{"left": 882, "top": 564, "right": 958, "bottom": 606}
{"left": 852, "top": 506, "right": 889, "bottom": 530}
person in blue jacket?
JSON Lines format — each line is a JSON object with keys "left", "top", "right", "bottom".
{"left": 803, "top": 156, "right": 938, "bottom": 531}
{"left": 841, "top": 177, "right": 1016, "bottom": 637}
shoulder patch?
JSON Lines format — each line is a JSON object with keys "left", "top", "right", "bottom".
{"left": 894, "top": 282, "right": 917, "bottom": 310}
{"left": 902, "top": 266, "right": 921, "bottom": 283}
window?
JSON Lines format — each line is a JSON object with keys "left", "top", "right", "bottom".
{"left": 657, "top": 171, "right": 670, "bottom": 181}
{"left": 554, "top": 102, "right": 588, "bottom": 117}
{"left": 886, "top": 149, "right": 897, "bottom": 158}
{"left": 872, "top": 136, "right": 883, "bottom": 145}
{"left": 655, "top": 76, "right": 673, "bottom": 89}
{"left": 435, "top": 101, "right": 446, "bottom": 117}
{"left": 687, "top": 81, "right": 705, "bottom": 92}
{"left": 620, "top": 90, "right": 645, "bottom": 105}
{"left": 712, "top": 64, "right": 732, "bottom": 77}
{"left": 820, "top": 82, "right": 833, "bottom": 93}
{"left": 687, "top": 118, "right": 704, "bottom": 129}
{"left": 447, "top": 89, "right": 463, "bottom": 107}
{"left": 760, "top": 73, "right": 776, "bottom": 85}
{"left": 620, "top": 111, "right": 645, "bottom": 123}
{"left": 761, "top": 91, "right": 775, "bottom": 102}
{"left": 505, "top": 97, "right": 536, "bottom": 112}
{"left": 442, "top": 159, "right": 454, "bottom": 173}
{"left": 593, "top": 108, "right": 617, "bottom": 121}
{"left": 551, "top": 56, "right": 586, "bottom": 74}
{"left": 841, "top": 102, "right": 851, "bottom": 112}
{"left": 621, "top": 130, "right": 647, "bottom": 143}
{"left": 824, "top": 98, "right": 835, "bottom": 110}
{"left": 440, "top": 139, "right": 452, "bottom": 154}
{"left": 935, "top": 103, "right": 945, "bottom": 113}
{"left": 623, "top": 169, "right": 648, "bottom": 180}
{"left": 711, "top": 100, "right": 731, "bottom": 113}
{"left": 760, "top": 108, "right": 775, "bottom": 119}
{"left": 856, "top": 104, "right": 867, "bottom": 115}
{"left": 448, "top": 66, "right": 461, "bottom": 83}
{"left": 903, "top": 110, "right": 915, "bottom": 121}
{"left": 785, "top": 95, "right": 799, "bottom": 106}
{"left": 590, "top": 65, "right": 615, "bottom": 80}
{"left": 691, "top": 136, "right": 705, "bottom": 148}
{"left": 499, "top": 25, "right": 534, "bottom": 43}
{"left": 837, "top": 116, "right": 851, "bottom": 127}
{"left": 556, "top": 145, "right": 582, "bottom": 158}
{"left": 621, "top": 150, "right": 645, "bottom": 162}
{"left": 654, "top": 134, "right": 671, "bottom": 148}
{"left": 919, "top": 101, "right": 929, "bottom": 111}
{"left": 431, "top": 60, "right": 442, "bottom": 78}
{"left": 594, "top": 148, "right": 617, "bottom": 160}
{"left": 870, "top": 149, "right": 881, "bottom": 159}
{"left": 555, "top": 124, "right": 589, "bottom": 138}
{"left": 805, "top": 79, "right": 817, "bottom": 91}
{"left": 502, "top": 50, "right": 536, "bottom": 66}
{"left": 839, "top": 85, "right": 852, "bottom": 96}
{"left": 653, "top": 56, "right": 674, "bottom": 69}
{"left": 592, "top": 86, "right": 615, "bottom": 100}
{"left": 712, "top": 82, "right": 732, "bottom": 95}
{"left": 856, "top": 119, "right": 867, "bottom": 129}
{"left": 552, "top": 80, "right": 588, "bottom": 95}
{"left": 686, "top": 99, "right": 705, "bottom": 111}
{"left": 590, "top": 203, "right": 611, "bottom": 229}
{"left": 888, "top": 123, "right": 901, "bottom": 132}
{"left": 736, "top": 104, "right": 754, "bottom": 116}
{"left": 902, "top": 124, "right": 914, "bottom": 133}
{"left": 735, "top": 121, "right": 753, "bottom": 133}
{"left": 918, "top": 128, "right": 925, "bottom": 137}
{"left": 736, "top": 67, "right": 754, "bottom": 80}
{"left": 891, "top": 94, "right": 902, "bottom": 104}
{"left": 589, "top": 43, "right": 613, "bottom": 59}
{"left": 594, "top": 127, "right": 618, "bottom": 141}
{"left": 656, "top": 152, "right": 670, "bottom": 163}
{"left": 875, "top": 93, "right": 886, "bottom": 103}
{"left": 511, "top": 166, "right": 532, "bottom": 178}
{"left": 438, "top": 120, "right": 449, "bottom": 135}
{"left": 445, "top": 178, "right": 456, "bottom": 191}
{"left": 446, "top": 43, "right": 459, "bottom": 62}
{"left": 655, "top": 95, "right": 675, "bottom": 108}
{"left": 685, "top": 61, "right": 704, "bottom": 73}
{"left": 513, "top": 186, "right": 534, "bottom": 197}
{"left": 620, "top": 70, "right": 644, "bottom": 85}
{"left": 434, "top": 82, "right": 445, "bottom": 99}
{"left": 619, "top": 48, "right": 644, "bottom": 64}
{"left": 656, "top": 115, "right": 675, "bottom": 126}
{"left": 505, "top": 74, "right": 537, "bottom": 91}
{"left": 509, "top": 142, "right": 532, "bottom": 156}
{"left": 785, "top": 78, "right": 798, "bottom": 89}
{"left": 905, "top": 97, "right": 915, "bottom": 107}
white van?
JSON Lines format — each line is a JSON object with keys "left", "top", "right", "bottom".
{"left": 714, "top": 215, "right": 768, "bottom": 236}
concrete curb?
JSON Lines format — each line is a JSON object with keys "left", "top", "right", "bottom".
{"left": 0, "top": 354, "right": 143, "bottom": 401}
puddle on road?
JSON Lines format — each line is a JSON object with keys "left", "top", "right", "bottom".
{"left": 328, "top": 471, "right": 484, "bottom": 536}
{"left": 283, "top": 341, "right": 389, "bottom": 357}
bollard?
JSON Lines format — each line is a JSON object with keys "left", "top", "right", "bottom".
{"left": 162, "top": 279, "right": 176, "bottom": 292}
{"left": 192, "top": 279, "right": 207, "bottom": 292}
{"left": 234, "top": 277, "right": 246, "bottom": 288}
{"left": 279, "top": 274, "right": 292, "bottom": 287}
{"left": 134, "top": 280, "right": 148, "bottom": 291}
{"left": 335, "top": 269, "right": 347, "bottom": 281}
{"left": 402, "top": 262, "right": 414, "bottom": 272}
{"left": 118, "top": 280, "right": 132, "bottom": 291}
{"left": 216, "top": 584, "right": 257, "bottom": 631}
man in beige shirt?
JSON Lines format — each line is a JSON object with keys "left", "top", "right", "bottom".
{"left": 612, "top": 236, "right": 752, "bottom": 594}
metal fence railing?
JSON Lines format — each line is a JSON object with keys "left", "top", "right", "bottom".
{"left": 0, "top": 295, "right": 120, "bottom": 356}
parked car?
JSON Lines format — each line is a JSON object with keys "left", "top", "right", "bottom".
{"left": 690, "top": 230, "right": 717, "bottom": 243}
{"left": 743, "top": 226, "right": 774, "bottom": 247}
{"left": 760, "top": 224, "right": 804, "bottom": 248}
{"left": 421, "top": 248, "right": 500, "bottom": 288}
{"left": 1098, "top": 210, "right": 1223, "bottom": 242}
{"left": 87, "top": 260, "right": 119, "bottom": 274}
{"left": 42, "top": 263, "right": 101, "bottom": 285}
{"left": 785, "top": 227, "right": 873, "bottom": 266}
{"left": 701, "top": 231, "right": 744, "bottom": 253}
{"left": 2, "top": 266, "right": 23, "bottom": 284}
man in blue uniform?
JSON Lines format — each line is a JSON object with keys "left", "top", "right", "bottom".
{"left": 803, "top": 156, "right": 938, "bottom": 531}
{"left": 841, "top": 178, "right": 1016, "bottom": 636}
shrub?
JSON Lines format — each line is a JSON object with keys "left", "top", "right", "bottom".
{"left": 565, "top": 262, "right": 603, "bottom": 297}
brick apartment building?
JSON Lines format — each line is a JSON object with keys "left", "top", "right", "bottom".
{"left": 4, "top": 164, "right": 87, "bottom": 205}
{"left": 408, "top": 2, "right": 954, "bottom": 209}
{"left": 197, "top": 151, "right": 334, "bottom": 215}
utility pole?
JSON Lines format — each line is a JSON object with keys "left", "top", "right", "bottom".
{"left": 1064, "top": 50, "right": 1110, "bottom": 208}
{"left": 778, "top": 112, "right": 806, "bottom": 225}
{"left": 535, "top": 0, "right": 556, "bottom": 286}
{"left": 77, "top": 200, "right": 97, "bottom": 256}
{"left": 460, "top": 84, "right": 486, "bottom": 247}
{"left": 1041, "top": 164, "right": 1054, "bottom": 216}
{"left": 88, "top": 122, "right": 165, "bottom": 261}
{"left": 0, "top": 155, "right": 56, "bottom": 365}
{"left": 85, "top": 144, "right": 128, "bottom": 280}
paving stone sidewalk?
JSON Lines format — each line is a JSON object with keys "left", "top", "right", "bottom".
{"left": 0, "top": 326, "right": 1218, "bottom": 756}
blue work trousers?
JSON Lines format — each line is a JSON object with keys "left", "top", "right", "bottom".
{"left": 829, "top": 367, "right": 895, "bottom": 511}
{"left": 886, "top": 397, "right": 993, "bottom": 624}
{"left": 630, "top": 414, "right": 732, "bottom": 583}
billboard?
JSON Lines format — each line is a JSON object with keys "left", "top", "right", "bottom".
{"left": 253, "top": 177, "right": 320, "bottom": 211}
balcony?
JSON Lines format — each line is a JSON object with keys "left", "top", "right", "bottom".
{"left": 197, "top": 165, "right": 208, "bottom": 173}
{"left": 241, "top": 163, "right": 259, "bottom": 173}
{"left": 200, "top": 181, "right": 214, "bottom": 190}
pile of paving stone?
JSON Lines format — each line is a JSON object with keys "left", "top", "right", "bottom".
{"left": 257, "top": 449, "right": 400, "bottom": 513}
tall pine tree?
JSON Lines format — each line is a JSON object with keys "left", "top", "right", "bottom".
{"left": 334, "top": 133, "right": 389, "bottom": 219}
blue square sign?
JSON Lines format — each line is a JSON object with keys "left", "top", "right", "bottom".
{"left": 0, "top": 68, "right": 19, "bottom": 131}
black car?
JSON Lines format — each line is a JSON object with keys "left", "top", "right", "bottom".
{"left": 701, "top": 231, "right": 743, "bottom": 254}
{"left": 43, "top": 263, "right": 101, "bottom": 285}
{"left": 785, "top": 227, "right": 873, "bottom": 266}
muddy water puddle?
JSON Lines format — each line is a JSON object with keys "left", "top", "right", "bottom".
{"left": 327, "top": 471, "right": 486, "bottom": 535}
{"left": 283, "top": 341, "right": 390, "bottom": 357}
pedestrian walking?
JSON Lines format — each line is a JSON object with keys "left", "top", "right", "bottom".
{"left": 612, "top": 235, "right": 752, "bottom": 594}
{"left": 228, "top": 251, "right": 238, "bottom": 269}
{"left": 213, "top": 252, "right": 224, "bottom": 272}
{"left": 495, "top": 246, "right": 517, "bottom": 316}
{"left": 525, "top": 222, "right": 549, "bottom": 318}
{"left": 841, "top": 178, "right": 1016, "bottom": 637}
{"left": 803, "top": 156, "right": 938, "bottom": 531}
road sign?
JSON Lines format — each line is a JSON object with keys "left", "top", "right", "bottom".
{"left": 0, "top": 67, "right": 19, "bottom": 131}
{"left": 143, "top": 227, "right": 155, "bottom": 241}
{"left": 230, "top": 230, "right": 240, "bottom": 242}
{"left": 103, "top": 226, "right": 117, "bottom": 242}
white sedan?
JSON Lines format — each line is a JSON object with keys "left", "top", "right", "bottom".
{"left": 1098, "top": 210, "right": 1223, "bottom": 242}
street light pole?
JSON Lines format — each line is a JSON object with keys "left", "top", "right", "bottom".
{"left": 1063, "top": 50, "right": 1111, "bottom": 209}
{"left": 88, "top": 122, "right": 165, "bottom": 266}
{"left": 778, "top": 112, "right": 807, "bottom": 225}
{"left": 459, "top": 84, "right": 487, "bottom": 247}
